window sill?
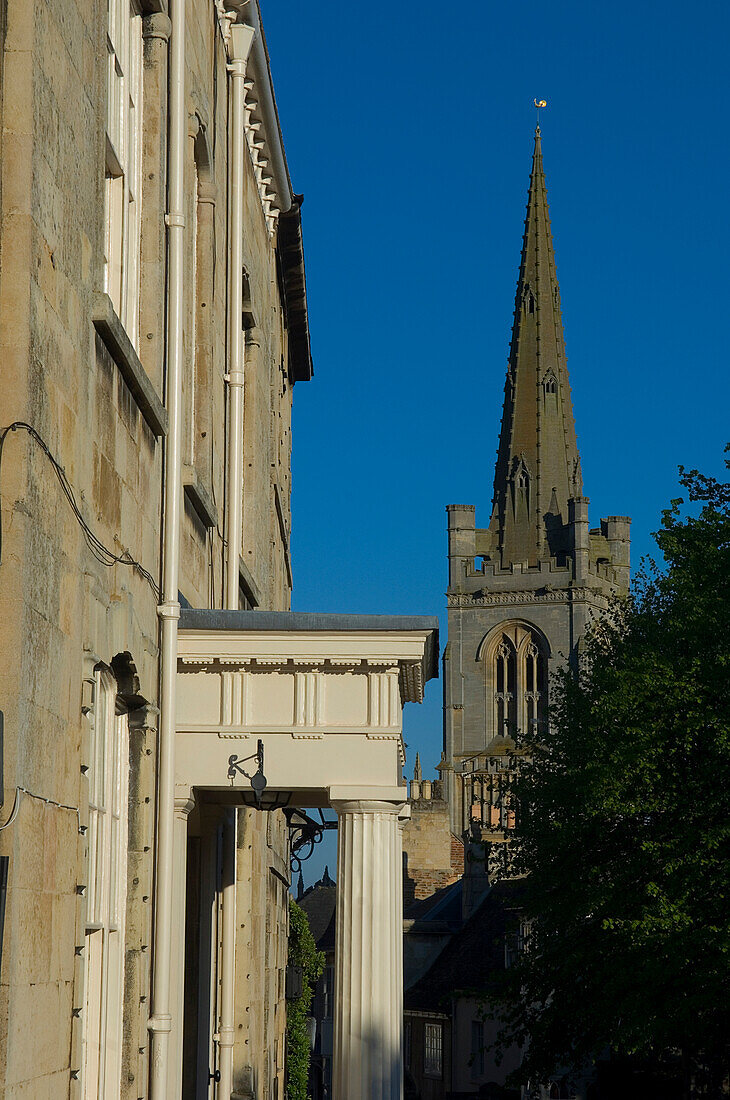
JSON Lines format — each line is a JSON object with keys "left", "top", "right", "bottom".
{"left": 239, "top": 557, "right": 262, "bottom": 610}
{"left": 182, "top": 465, "right": 218, "bottom": 530}
{"left": 92, "top": 293, "right": 168, "bottom": 439}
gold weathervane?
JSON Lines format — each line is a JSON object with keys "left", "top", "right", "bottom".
{"left": 534, "top": 98, "right": 547, "bottom": 127}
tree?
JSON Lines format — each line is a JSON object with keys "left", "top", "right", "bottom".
{"left": 286, "top": 898, "right": 325, "bottom": 1100}
{"left": 491, "top": 459, "right": 730, "bottom": 1098}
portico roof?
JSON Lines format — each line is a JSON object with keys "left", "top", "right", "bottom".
{"left": 179, "top": 609, "right": 440, "bottom": 686}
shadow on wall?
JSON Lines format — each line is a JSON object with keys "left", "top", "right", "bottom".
{"left": 403, "top": 850, "right": 417, "bottom": 909}
{"left": 337, "top": 1022, "right": 404, "bottom": 1099}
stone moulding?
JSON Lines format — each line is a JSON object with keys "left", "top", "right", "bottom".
{"left": 446, "top": 586, "right": 608, "bottom": 608}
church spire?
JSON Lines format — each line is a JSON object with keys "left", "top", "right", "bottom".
{"left": 490, "top": 127, "right": 582, "bottom": 568}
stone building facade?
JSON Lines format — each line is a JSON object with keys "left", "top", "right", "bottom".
{"left": 0, "top": 1, "right": 311, "bottom": 1096}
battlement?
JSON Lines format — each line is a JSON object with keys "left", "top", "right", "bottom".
{"left": 447, "top": 500, "right": 631, "bottom": 596}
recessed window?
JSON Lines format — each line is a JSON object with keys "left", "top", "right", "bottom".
{"left": 83, "top": 667, "right": 129, "bottom": 1098}
{"left": 544, "top": 374, "right": 557, "bottom": 396}
{"left": 105, "top": 0, "right": 143, "bottom": 346}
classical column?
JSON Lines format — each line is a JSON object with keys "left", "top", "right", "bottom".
{"left": 332, "top": 799, "right": 405, "bottom": 1100}
{"left": 396, "top": 807, "right": 410, "bottom": 1087}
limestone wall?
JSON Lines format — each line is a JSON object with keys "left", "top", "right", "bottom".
{"left": 0, "top": 1, "right": 302, "bottom": 1095}
{"left": 403, "top": 797, "right": 462, "bottom": 906}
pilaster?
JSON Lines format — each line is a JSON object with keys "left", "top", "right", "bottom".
{"left": 169, "top": 791, "right": 195, "bottom": 1100}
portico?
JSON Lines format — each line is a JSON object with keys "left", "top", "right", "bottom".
{"left": 174, "top": 611, "right": 438, "bottom": 1100}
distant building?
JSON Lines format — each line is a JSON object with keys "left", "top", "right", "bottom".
{"left": 405, "top": 880, "right": 525, "bottom": 1100}
{"left": 298, "top": 867, "right": 336, "bottom": 1100}
{"left": 402, "top": 128, "right": 631, "bottom": 1100}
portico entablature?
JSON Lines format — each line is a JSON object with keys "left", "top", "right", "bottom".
{"left": 175, "top": 611, "right": 439, "bottom": 804}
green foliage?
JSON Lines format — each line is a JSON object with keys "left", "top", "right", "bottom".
{"left": 286, "top": 898, "right": 325, "bottom": 1100}
{"left": 491, "top": 456, "right": 730, "bottom": 1094}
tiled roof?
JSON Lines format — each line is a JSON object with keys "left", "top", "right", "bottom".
{"left": 405, "top": 880, "right": 525, "bottom": 1012}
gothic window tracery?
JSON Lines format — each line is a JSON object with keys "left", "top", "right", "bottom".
{"left": 486, "top": 624, "right": 547, "bottom": 744}
{"left": 494, "top": 639, "right": 516, "bottom": 739}
{"left": 464, "top": 624, "right": 548, "bottom": 837}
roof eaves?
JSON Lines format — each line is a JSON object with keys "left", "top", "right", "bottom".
{"left": 277, "top": 195, "right": 314, "bottom": 383}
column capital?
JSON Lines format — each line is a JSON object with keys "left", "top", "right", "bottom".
{"left": 331, "top": 798, "right": 406, "bottom": 817}
{"left": 329, "top": 784, "right": 407, "bottom": 815}
{"left": 142, "top": 12, "right": 172, "bottom": 41}
{"left": 128, "top": 702, "right": 159, "bottom": 733}
{"left": 174, "top": 791, "right": 195, "bottom": 816}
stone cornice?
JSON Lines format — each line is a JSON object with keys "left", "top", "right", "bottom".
{"left": 217, "top": 3, "right": 293, "bottom": 237}
{"left": 447, "top": 586, "right": 609, "bottom": 609}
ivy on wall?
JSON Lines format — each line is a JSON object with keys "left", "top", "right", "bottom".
{"left": 286, "top": 898, "right": 325, "bottom": 1100}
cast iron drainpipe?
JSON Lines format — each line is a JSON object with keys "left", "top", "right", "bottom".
{"left": 148, "top": 0, "right": 185, "bottom": 1093}
{"left": 218, "top": 21, "right": 255, "bottom": 1100}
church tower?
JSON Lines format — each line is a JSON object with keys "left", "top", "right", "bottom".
{"left": 442, "top": 128, "right": 631, "bottom": 838}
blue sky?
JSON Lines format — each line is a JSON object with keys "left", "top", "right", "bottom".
{"left": 261, "top": 1, "right": 730, "bottom": 885}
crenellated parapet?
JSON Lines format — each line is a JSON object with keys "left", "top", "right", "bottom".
{"left": 447, "top": 499, "right": 630, "bottom": 599}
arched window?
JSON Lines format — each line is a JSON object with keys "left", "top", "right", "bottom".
{"left": 467, "top": 624, "right": 549, "bottom": 837}
{"left": 483, "top": 623, "right": 547, "bottom": 745}
{"left": 544, "top": 373, "right": 557, "bottom": 396}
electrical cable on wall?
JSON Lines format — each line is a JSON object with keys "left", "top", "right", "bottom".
{"left": 0, "top": 786, "right": 83, "bottom": 834}
{"left": 0, "top": 422, "right": 160, "bottom": 599}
